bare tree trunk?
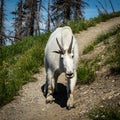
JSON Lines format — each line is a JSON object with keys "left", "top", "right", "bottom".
{"left": 47, "top": 0, "right": 51, "bottom": 32}
{"left": 97, "top": 0, "right": 108, "bottom": 14}
{"left": 35, "top": 0, "right": 42, "bottom": 35}
{"left": 13, "top": 0, "right": 24, "bottom": 42}
{"left": 109, "top": 0, "right": 115, "bottom": 13}
{"left": 96, "top": 5, "right": 103, "bottom": 15}
{"left": 0, "top": 0, "right": 5, "bottom": 45}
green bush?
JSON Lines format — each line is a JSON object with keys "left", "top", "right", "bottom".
{"left": 77, "top": 65, "right": 95, "bottom": 84}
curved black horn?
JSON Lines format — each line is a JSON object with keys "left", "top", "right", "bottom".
{"left": 56, "top": 38, "right": 65, "bottom": 54}
{"left": 68, "top": 36, "right": 73, "bottom": 53}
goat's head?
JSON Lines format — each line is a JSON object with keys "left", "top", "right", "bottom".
{"left": 54, "top": 36, "right": 74, "bottom": 78}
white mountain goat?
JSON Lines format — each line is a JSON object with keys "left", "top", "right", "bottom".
{"left": 44, "top": 26, "right": 79, "bottom": 110}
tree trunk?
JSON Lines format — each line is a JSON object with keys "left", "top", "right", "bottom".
{"left": 47, "top": 0, "right": 51, "bottom": 32}
{"left": 109, "top": 0, "right": 115, "bottom": 13}
{"left": 0, "top": 0, "right": 5, "bottom": 45}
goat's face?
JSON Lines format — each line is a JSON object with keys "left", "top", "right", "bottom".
{"left": 61, "top": 50, "right": 74, "bottom": 78}
{"left": 54, "top": 36, "right": 74, "bottom": 78}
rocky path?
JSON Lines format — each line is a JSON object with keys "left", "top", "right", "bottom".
{"left": 0, "top": 17, "right": 120, "bottom": 120}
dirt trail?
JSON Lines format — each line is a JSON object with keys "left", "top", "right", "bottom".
{"left": 0, "top": 17, "right": 120, "bottom": 120}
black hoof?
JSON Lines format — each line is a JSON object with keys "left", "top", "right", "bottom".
{"left": 67, "top": 104, "right": 76, "bottom": 110}
{"left": 46, "top": 100, "right": 54, "bottom": 104}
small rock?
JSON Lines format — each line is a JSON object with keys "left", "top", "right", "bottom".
{"left": 114, "top": 92, "right": 120, "bottom": 97}
{"left": 118, "top": 102, "right": 120, "bottom": 106}
{"left": 83, "top": 91, "right": 88, "bottom": 95}
{"left": 33, "top": 96, "right": 40, "bottom": 103}
{"left": 108, "top": 95, "right": 113, "bottom": 99}
{"left": 112, "top": 80, "right": 115, "bottom": 83}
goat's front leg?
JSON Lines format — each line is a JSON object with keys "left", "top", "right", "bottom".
{"left": 67, "top": 71, "right": 77, "bottom": 110}
{"left": 45, "top": 69, "right": 55, "bottom": 104}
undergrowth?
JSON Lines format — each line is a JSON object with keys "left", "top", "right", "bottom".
{"left": 78, "top": 24, "right": 120, "bottom": 84}
{"left": 88, "top": 95, "right": 120, "bottom": 120}
{"left": 77, "top": 64, "right": 95, "bottom": 84}
{"left": 105, "top": 33, "right": 120, "bottom": 71}
{"left": 82, "top": 23, "right": 120, "bottom": 120}
{"left": 0, "top": 33, "right": 50, "bottom": 106}
{"left": 83, "top": 24, "right": 120, "bottom": 54}
{"left": 88, "top": 105, "right": 120, "bottom": 120}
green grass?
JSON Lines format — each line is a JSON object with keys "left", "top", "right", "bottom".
{"left": 83, "top": 24, "right": 120, "bottom": 54}
{"left": 78, "top": 24, "right": 120, "bottom": 84}
{"left": 83, "top": 44, "right": 94, "bottom": 54}
{"left": 77, "top": 64, "right": 95, "bottom": 84}
{"left": 86, "top": 25, "right": 120, "bottom": 120}
{"left": 0, "top": 33, "right": 50, "bottom": 106}
{"left": 77, "top": 54, "right": 102, "bottom": 84}
{"left": 62, "top": 11, "right": 120, "bottom": 33}
{"left": 105, "top": 33, "right": 120, "bottom": 69}
{"left": 88, "top": 105, "right": 120, "bottom": 120}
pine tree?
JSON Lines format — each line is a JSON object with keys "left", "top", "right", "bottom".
{"left": 34, "top": 0, "right": 42, "bottom": 35}
{"left": 12, "top": 0, "right": 25, "bottom": 41}
{"left": 0, "top": 0, "right": 5, "bottom": 45}
{"left": 47, "top": 0, "right": 51, "bottom": 32}
{"left": 23, "top": 0, "right": 37, "bottom": 36}
{"left": 12, "top": 0, "right": 42, "bottom": 41}
{"left": 73, "top": 0, "right": 88, "bottom": 20}
{"left": 51, "top": 0, "right": 88, "bottom": 26}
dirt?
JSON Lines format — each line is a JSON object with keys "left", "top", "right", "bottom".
{"left": 0, "top": 17, "right": 120, "bottom": 120}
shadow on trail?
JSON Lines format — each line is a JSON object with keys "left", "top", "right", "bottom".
{"left": 41, "top": 83, "right": 68, "bottom": 108}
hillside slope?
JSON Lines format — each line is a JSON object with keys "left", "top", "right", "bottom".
{"left": 0, "top": 17, "right": 120, "bottom": 120}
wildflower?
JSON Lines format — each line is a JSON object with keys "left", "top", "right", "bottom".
{"left": 2, "top": 60, "right": 8, "bottom": 68}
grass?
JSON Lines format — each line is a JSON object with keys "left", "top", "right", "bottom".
{"left": 78, "top": 24, "right": 120, "bottom": 84}
{"left": 62, "top": 11, "right": 120, "bottom": 33}
{"left": 85, "top": 23, "right": 120, "bottom": 120}
{"left": 88, "top": 105, "right": 120, "bottom": 120}
{"left": 77, "top": 54, "right": 102, "bottom": 84}
{"left": 105, "top": 33, "right": 120, "bottom": 69}
{"left": 83, "top": 24, "right": 120, "bottom": 54}
{"left": 77, "top": 64, "right": 95, "bottom": 84}
{"left": 83, "top": 44, "right": 94, "bottom": 55}
{"left": 0, "top": 33, "right": 50, "bottom": 106}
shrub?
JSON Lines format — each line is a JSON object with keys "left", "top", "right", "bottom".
{"left": 77, "top": 65, "right": 95, "bottom": 84}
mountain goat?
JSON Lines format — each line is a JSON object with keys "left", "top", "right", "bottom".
{"left": 44, "top": 26, "right": 79, "bottom": 110}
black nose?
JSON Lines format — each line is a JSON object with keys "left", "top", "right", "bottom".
{"left": 66, "top": 72, "right": 74, "bottom": 78}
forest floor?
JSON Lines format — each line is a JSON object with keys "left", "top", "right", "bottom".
{"left": 0, "top": 17, "right": 120, "bottom": 120}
